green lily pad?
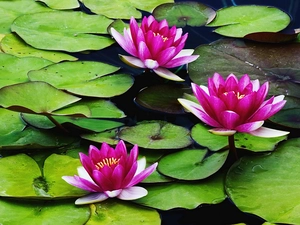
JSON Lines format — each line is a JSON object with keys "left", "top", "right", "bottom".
{"left": 36, "top": 0, "right": 80, "bottom": 10}
{"left": 134, "top": 171, "right": 226, "bottom": 210}
{"left": 0, "top": 53, "right": 53, "bottom": 88}
{"left": 207, "top": 5, "right": 290, "bottom": 37}
{"left": 191, "top": 123, "right": 288, "bottom": 152}
{"left": 79, "top": 0, "right": 173, "bottom": 19}
{"left": 81, "top": 129, "right": 121, "bottom": 146}
{"left": 0, "top": 0, "right": 53, "bottom": 34}
{"left": 11, "top": 11, "right": 115, "bottom": 52}
{"left": 0, "top": 108, "right": 26, "bottom": 135}
{"left": 22, "top": 113, "right": 124, "bottom": 132}
{"left": 135, "top": 84, "right": 191, "bottom": 114}
{"left": 29, "top": 61, "right": 134, "bottom": 98}
{"left": 158, "top": 149, "right": 229, "bottom": 180}
{"left": 86, "top": 200, "right": 160, "bottom": 225}
{"left": 0, "top": 199, "right": 90, "bottom": 225}
{"left": 1, "top": 33, "right": 77, "bottom": 63}
{"left": 226, "top": 138, "right": 300, "bottom": 224}
{"left": 0, "top": 81, "right": 81, "bottom": 114}
{"left": 119, "top": 120, "right": 192, "bottom": 149}
{"left": 153, "top": 2, "right": 216, "bottom": 27}
{"left": 0, "top": 153, "right": 86, "bottom": 198}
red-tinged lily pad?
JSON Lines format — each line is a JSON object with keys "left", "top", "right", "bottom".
{"left": 226, "top": 138, "right": 300, "bottom": 224}
{"left": 191, "top": 123, "right": 287, "bottom": 152}
{"left": 0, "top": 153, "right": 87, "bottom": 198}
{"left": 0, "top": 81, "right": 81, "bottom": 114}
{"left": 134, "top": 84, "right": 191, "bottom": 114}
{"left": 0, "top": 199, "right": 90, "bottom": 225}
{"left": 244, "top": 30, "right": 300, "bottom": 43}
{"left": 134, "top": 171, "right": 226, "bottom": 210}
{"left": 86, "top": 200, "right": 160, "bottom": 225}
{"left": 158, "top": 149, "right": 229, "bottom": 180}
{"left": 153, "top": 2, "right": 216, "bottom": 27}
{"left": 119, "top": 120, "right": 192, "bottom": 149}
{"left": 11, "top": 11, "right": 115, "bottom": 52}
{"left": 29, "top": 61, "right": 134, "bottom": 98}
{"left": 207, "top": 5, "right": 290, "bottom": 38}
{"left": 0, "top": 53, "right": 53, "bottom": 88}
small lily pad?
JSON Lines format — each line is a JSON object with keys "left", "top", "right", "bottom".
{"left": 207, "top": 5, "right": 290, "bottom": 37}
{"left": 135, "top": 84, "right": 191, "bottom": 114}
{"left": 226, "top": 138, "right": 300, "bottom": 224}
{"left": 134, "top": 171, "right": 226, "bottom": 210}
{"left": 86, "top": 200, "right": 161, "bottom": 225}
{"left": 119, "top": 120, "right": 192, "bottom": 149}
{"left": 11, "top": 11, "right": 115, "bottom": 52}
{"left": 1, "top": 33, "right": 77, "bottom": 63}
{"left": 153, "top": 2, "right": 216, "bottom": 27}
{"left": 0, "top": 81, "right": 81, "bottom": 114}
{"left": 158, "top": 149, "right": 228, "bottom": 180}
{"left": 36, "top": 0, "right": 80, "bottom": 10}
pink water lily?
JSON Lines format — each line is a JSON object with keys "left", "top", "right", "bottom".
{"left": 62, "top": 141, "right": 157, "bottom": 205}
{"left": 178, "top": 73, "right": 289, "bottom": 137}
{"left": 110, "top": 15, "right": 199, "bottom": 81}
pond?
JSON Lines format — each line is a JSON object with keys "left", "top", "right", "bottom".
{"left": 0, "top": 0, "right": 299, "bottom": 225}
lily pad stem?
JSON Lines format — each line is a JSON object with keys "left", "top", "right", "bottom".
{"left": 228, "top": 134, "right": 238, "bottom": 160}
{"left": 46, "top": 115, "right": 69, "bottom": 133}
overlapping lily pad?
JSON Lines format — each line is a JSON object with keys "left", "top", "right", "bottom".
{"left": 191, "top": 123, "right": 287, "bottom": 152}
{"left": 158, "top": 149, "right": 228, "bottom": 180}
{"left": 153, "top": 2, "right": 215, "bottom": 27}
{"left": 28, "top": 61, "right": 134, "bottom": 97}
{"left": 81, "top": 129, "right": 121, "bottom": 145}
{"left": 0, "top": 81, "right": 81, "bottom": 114}
{"left": 0, "top": 0, "right": 54, "bottom": 34}
{"left": 11, "top": 11, "right": 115, "bottom": 52}
{"left": 1, "top": 33, "right": 77, "bottom": 63}
{"left": 207, "top": 5, "right": 290, "bottom": 37}
{"left": 119, "top": 120, "right": 192, "bottom": 149}
{"left": 36, "top": 0, "right": 80, "bottom": 10}
{"left": 0, "top": 153, "right": 86, "bottom": 198}
{"left": 226, "top": 138, "right": 300, "bottom": 224}
{"left": 0, "top": 199, "right": 90, "bottom": 225}
{"left": 79, "top": 0, "right": 174, "bottom": 19}
{"left": 134, "top": 171, "right": 226, "bottom": 210}
{"left": 0, "top": 53, "right": 53, "bottom": 88}
{"left": 86, "top": 200, "right": 160, "bottom": 225}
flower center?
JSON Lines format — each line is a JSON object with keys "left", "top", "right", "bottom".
{"left": 223, "top": 91, "right": 245, "bottom": 100}
{"left": 95, "top": 157, "right": 120, "bottom": 169}
{"left": 153, "top": 32, "right": 168, "bottom": 42}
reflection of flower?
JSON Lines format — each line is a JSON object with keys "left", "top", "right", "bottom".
{"left": 62, "top": 141, "right": 157, "bottom": 205}
{"left": 110, "top": 15, "right": 199, "bottom": 81}
{"left": 178, "top": 73, "right": 289, "bottom": 137}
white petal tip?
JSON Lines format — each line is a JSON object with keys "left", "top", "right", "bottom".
{"left": 249, "top": 127, "right": 290, "bottom": 138}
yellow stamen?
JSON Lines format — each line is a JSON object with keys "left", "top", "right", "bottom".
{"left": 223, "top": 91, "right": 245, "bottom": 99}
{"left": 153, "top": 32, "right": 168, "bottom": 42}
{"left": 95, "top": 157, "right": 120, "bottom": 169}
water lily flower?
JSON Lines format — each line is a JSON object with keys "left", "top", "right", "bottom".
{"left": 110, "top": 15, "right": 199, "bottom": 81}
{"left": 62, "top": 141, "right": 157, "bottom": 205}
{"left": 178, "top": 73, "right": 289, "bottom": 137}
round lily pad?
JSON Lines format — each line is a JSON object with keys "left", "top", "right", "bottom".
{"left": 119, "top": 120, "right": 192, "bottom": 149}
{"left": 153, "top": 2, "right": 216, "bottom": 27}
{"left": 158, "top": 149, "right": 228, "bottom": 180}
{"left": 207, "top": 5, "right": 290, "bottom": 37}
{"left": 11, "top": 11, "right": 115, "bottom": 52}
{"left": 37, "top": 0, "right": 80, "bottom": 10}
{"left": 226, "top": 138, "right": 300, "bottom": 224}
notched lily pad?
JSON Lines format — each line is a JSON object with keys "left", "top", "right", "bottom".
{"left": 158, "top": 149, "right": 229, "bottom": 180}
{"left": 0, "top": 81, "right": 81, "bottom": 114}
{"left": 11, "top": 11, "right": 115, "bottom": 52}
{"left": 153, "top": 2, "right": 216, "bottom": 27}
{"left": 119, "top": 120, "right": 192, "bottom": 149}
{"left": 135, "top": 84, "right": 191, "bottom": 114}
{"left": 207, "top": 5, "right": 290, "bottom": 37}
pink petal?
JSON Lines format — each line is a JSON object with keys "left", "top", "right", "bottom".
{"left": 153, "top": 67, "right": 184, "bottom": 81}
{"left": 110, "top": 164, "right": 124, "bottom": 189}
{"left": 238, "top": 74, "right": 251, "bottom": 91}
{"left": 219, "top": 110, "right": 240, "bottom": 129}
{"left": 119, "top": 55, "right": 145, "bottom": 68}
{"left": 138, "top": 41, "right": 152, "bottom": 61}
{"left": 235, "top": 121, "right": 264, "bottom": 133}
{"left": 126, "top": 163, "right": 158, "bottom": 187}
{"left": 92, "top": 170, "right": 113, "bottom": 191}
{"left": 115, "top": 140, "right": 127, "bottom": 158}
{"left": 163, "top": 55, "right": 199, "bottom": 68}
{"left": 110, "top": 27, "right": 137, "bottom": 57}
{"left": 156, "top": 47, "right": 177, "bottom": 65}
{"left": 118, "top": 186, "right": 148, "bottom": 200}
{"left": 209, "top": 128, "right": 236, "bottom": 136}
{"left": 79, "top": 152, "right": 94, "bottom": 175}
{"left": 75, "top": 192, "right": 108, "bottom": 205}
{"left": 248, "top": 126, "right": 290, "bottom": 137}
{"left": 62, "top": 175, "right": 101, "bottom": 192}
{"left": 121, "top": 161, "right": 138, "bottom": 187}
{"left": 77, "top": 166, "right": 95, "bottom": 183}
{"left": 174, "top": 28, "right": 183, "bottom": 41}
